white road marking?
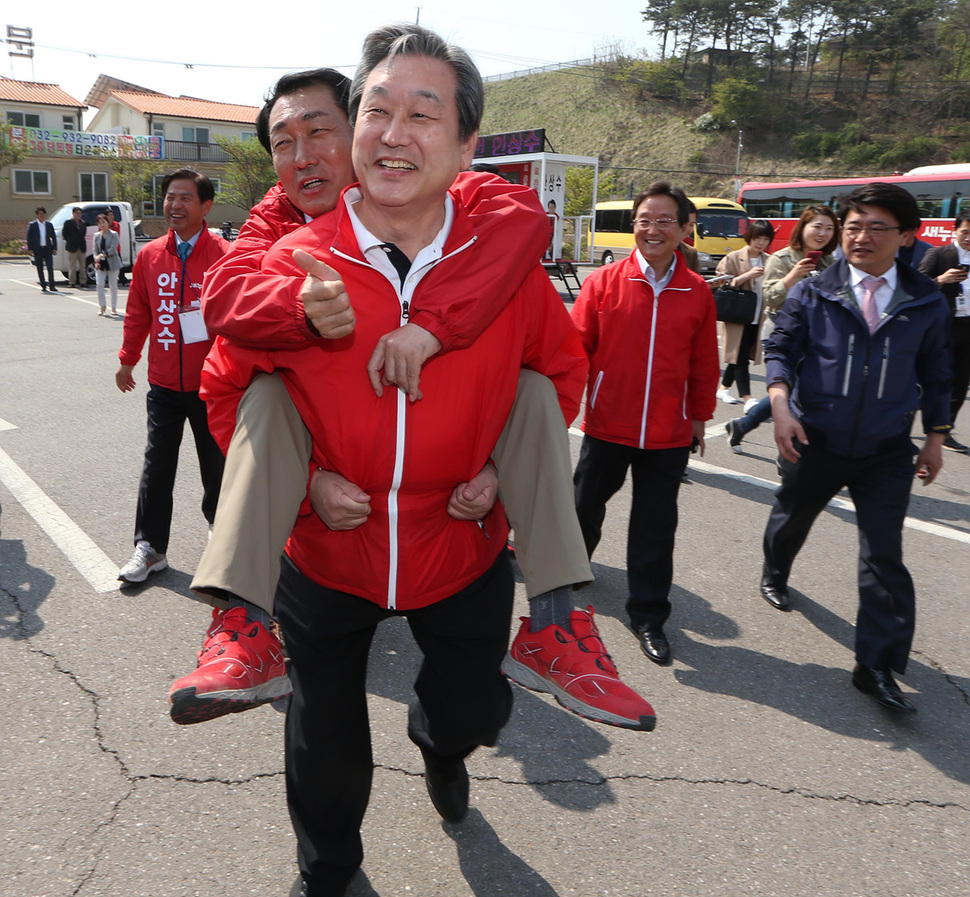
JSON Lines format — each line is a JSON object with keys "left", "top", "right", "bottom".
{"left": 568, "top": 426, "right": 970, "bottom": 546}
{"left": 0, "top": 418, "right": 18, "bottom": 432}
{"left": 0, "top": 445, "right": 120, "bottom": 593}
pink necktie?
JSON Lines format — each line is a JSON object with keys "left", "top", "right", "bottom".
{"left": 860, "top": 276, "right": 885, "bottom": 333}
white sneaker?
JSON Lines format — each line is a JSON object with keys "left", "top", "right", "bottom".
{"left": 717, "top": 388, "right": 741, "bottom": 405}
{"left": 743, "top": 397, "right": 760, "bottom": 414}
{"left": 118, "top": 540, "right": 168, "bottom": 583}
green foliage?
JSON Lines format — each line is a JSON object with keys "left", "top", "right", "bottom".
{"left": 0, "top": 120, "right": 28, "bottom": 177}
{"left": 103, "top": 149, "right": 165, "bottom": 207}
{"left": 620, "top": 58, "right": 686, "bottom": 102}
{"left": 791, "top": 123, "right": 941, "bottom": 169}
{"left": 214, "top": 136, "right": 277, "bottom": 212}
{"left": 564, "top": 167, "right": 618, "bottom": 217}
{"left": 709, "top": 77, "right": 761, "bottom": 128}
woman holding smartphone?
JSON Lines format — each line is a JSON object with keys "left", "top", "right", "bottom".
{"left": 763, "top": 205, "right": 840, "bottom": 311}
{"left": 715, "top": 219, "right": 776, "bottom": 409}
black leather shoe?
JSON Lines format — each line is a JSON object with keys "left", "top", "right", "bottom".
{"left": 760, "top": 576, "right": 791, "bottom": 611}
{"left": 852, "top": 664, "right": 916, "bottom": 713}
{"left": 414, "top": 743, "right": 469, "bottom": 822}
{"left": 634, "top": 627, "right": 671, "bottom": 665}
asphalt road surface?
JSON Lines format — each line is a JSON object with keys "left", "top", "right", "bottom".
{"left": 2, "top": 258, "right": 968, "bottom": 897}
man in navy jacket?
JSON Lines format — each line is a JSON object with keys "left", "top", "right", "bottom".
{"left": 760, "top": 182, "right": 952, "bottom": 714}
{"left": 26, "top": 207, "right": 57, "bottom": 292}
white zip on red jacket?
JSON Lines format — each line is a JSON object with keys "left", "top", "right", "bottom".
{"left": 571, "top": 252, "right": 719, "bottom": 450}
{"left": 201, "top": 185, "right": 588, "bottom": 611}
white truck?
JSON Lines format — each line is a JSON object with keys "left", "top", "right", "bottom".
{"left": 48, "top": 201, "right": 141, "bottom": 284}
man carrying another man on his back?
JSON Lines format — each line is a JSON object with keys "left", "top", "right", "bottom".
{"left": 170, "top": 61, "right": 653, "bottom": 736}
{"left": 200, "top": 24, "right": 591, "bottom": 894}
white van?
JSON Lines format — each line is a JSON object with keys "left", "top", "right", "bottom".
{"left": 49, "top": 201, "right": 140, "bottom": 283}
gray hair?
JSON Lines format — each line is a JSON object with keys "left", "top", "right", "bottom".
{"left": 349, "top": 23, "right": 484, "bottom": 141}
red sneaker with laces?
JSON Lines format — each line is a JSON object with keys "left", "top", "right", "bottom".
{"left": 501, "top": 605, "right": 656, "bottom": 731}
{"left": 168, "top": 607, "right": 291, "bottom": 725}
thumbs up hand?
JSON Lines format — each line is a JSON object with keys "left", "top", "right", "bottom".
{"left": 293, "top": 249, "right": 355, "bottom": 340}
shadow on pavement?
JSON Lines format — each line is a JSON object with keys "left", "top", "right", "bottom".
{"left": 367, "top": 616, "right": 617, "bottom": 811}
{"left": 446, "top": 808, "right": 561, "bottom": 896}
{"left": 0, "top": 503, "right": 55, "bottom": 639}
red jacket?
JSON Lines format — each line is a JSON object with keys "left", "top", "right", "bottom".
{"left": 571, "top": 252, "right": 719, "bottom": 450}
{"left": 202, "top": 189, "right": 587, "bottom": 610}
{"left": 119, "top": 226, "right": 229, "bottom": 392}
{"left": 201, "top": 172, "right": 550, "bottom": 351}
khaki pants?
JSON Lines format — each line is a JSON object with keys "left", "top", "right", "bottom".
{"left": 67, "top": 249, "right": 87, "bottom": 285}
{"left": 192, "top": 369, "right": 591, "bottom": 615}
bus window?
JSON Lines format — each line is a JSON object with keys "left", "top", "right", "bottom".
{"left": 697, "top": 210, "right": 747, "bottom": 239}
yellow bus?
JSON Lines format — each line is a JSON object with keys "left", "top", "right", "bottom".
{"left": 592, "top": 196, "right": 749, "bottom": 272}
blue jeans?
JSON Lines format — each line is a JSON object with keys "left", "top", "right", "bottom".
{"left": 734, "top": 395, "right": 772, "bottom": 436}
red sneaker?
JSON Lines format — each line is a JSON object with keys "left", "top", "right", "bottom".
{"left": 502, "top": 606, "right": 656, "bottom": 731}
{"left": 169, "top": 607, "right": 291, "bottom": 725}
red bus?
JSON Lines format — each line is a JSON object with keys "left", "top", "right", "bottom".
{"left": 737, "top": 167, "right": 970, "bottom": 252}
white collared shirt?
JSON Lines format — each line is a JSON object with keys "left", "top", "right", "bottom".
{"left": 847, "top": 262, "right": 898, "bottom": 318}
{"left": 174, "top": 228, "right": 204, "bottom": 254}
{"left": 343, "top": 187, "right": 454, "bottom": 292}
{"left": 35, "top": 219, "right": 47, "bottom": 246}
{"left": 635, "top": 248, "right": 677, "bottom": 294}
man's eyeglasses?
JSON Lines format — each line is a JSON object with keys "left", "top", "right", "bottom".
{"left": 843, "top": 224, "right": 901, "bottom": 238}
{"left": 633, "top": 217, "right": 680, "bottom": 230}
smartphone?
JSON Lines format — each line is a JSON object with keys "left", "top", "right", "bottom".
{"left": 957, "top": 264, "right": 970, "bottom": 273}
{"left": 806, "top": 250, "right": 824, "bottom": 263}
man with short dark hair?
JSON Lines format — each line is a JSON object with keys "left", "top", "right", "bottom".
{"left": 115, "top": 169, "right": 229, "bottom": 585}
{"left": 919, "top": 209, "right": 970, "bottom": 452}
{"left": 761, "top": 182, "right": 952, "bottom": 713}
{"left": 202, "top": 25, "right": 588, "bottom": 893}
{"left": 570, "top": 181, "right": 719, "bottom": 667}
{"left": 62, "top": 207, "right": 88, "bottom": 288}
{"left": 27, "top": 207, "right": 57, "bottom": 292}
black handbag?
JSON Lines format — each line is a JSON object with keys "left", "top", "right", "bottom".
{"left": 714, "top": 285, "right": 758, "bottom": 324}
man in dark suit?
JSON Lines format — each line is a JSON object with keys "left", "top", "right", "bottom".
{"left": 919, "top": 209, "right": 970, "bottom": 452}
{"left": 61, "top": 206, "right": 89, "bottom": 288}
{"left": 26, "top": 207, "right": 57, "bottom": 292}
{"left": 762, "top": 182, "right": 952, "bottom": 715}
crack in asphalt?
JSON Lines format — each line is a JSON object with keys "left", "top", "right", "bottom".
{"left": 913, "top": 649, "right": 970, "bottom": 707}
{"left": 373, "top": 763, "right": 968, "bottom": 813}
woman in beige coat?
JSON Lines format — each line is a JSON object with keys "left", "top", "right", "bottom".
{"left": 714, "top": 219, "right": 775, "bottom": 409}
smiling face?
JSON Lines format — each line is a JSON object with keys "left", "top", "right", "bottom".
{"left": 352, "top": 53, "right": 477, "bottom": 230}
{"left": 268, "top": 84, "right": 355, "bottom": 219}
{"left": 841, "top": 204, "right": 911, "bottom": 276}
{"left": 801, "top": 214, "right": 836, "bottom": 252}
{"left": 163, "top": 178, "right": 212, "bottom": 240}
{"left": 632, "top": 194, "right": 687, "bottom": 273}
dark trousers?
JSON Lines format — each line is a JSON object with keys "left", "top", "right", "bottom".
{"left": 574, "top": 434, "right": 689, "bottom": 631}
{"left": 275, "top": 552, "right": 514, "bottom": 892}
{"left": 721, "top": 322, "right": 759, "bottom": 396}
{"left": 133, "top": 385, "right": 224, "bottom": 554}
{"left": 33, "top": 248, "right": 55, "bottom": 289}
{"left": 951, "top": 317, "right": 970, "bottom": 427}
{"left": 762, "top": 439, "right": 916, "bottom": 673}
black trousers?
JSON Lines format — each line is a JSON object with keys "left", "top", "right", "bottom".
{"left": 133, "top": 385, "right": 224, "bottom": 554}
{"left": 951, "top": 317, "right": 970, "bottom": 427}
{"left": 33, "top": 247, "right": 55, "bottom": 289}
{"left": 574, "top": 434, "right": 689, "bottom": 631}
{"left": 275, "top": 552, "right": 514, "bottom": 892}
{"left": 762, "top": 438, "right": 916, "bottom": 673}
{"left": 721, "top": 322, "right": 759, "bottom": 397}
